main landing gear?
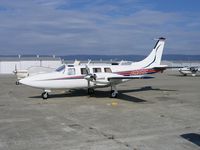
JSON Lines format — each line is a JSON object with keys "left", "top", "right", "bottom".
{"left": 88, "top": 88, "right": 95, "bottom": 96}
{"left": 110, "top": 85, "right": 118, "bottom": 98}
{"left": 111, "top": 90, "right": 118, "bottom": 98}
{"left": 87, "top": 86, "right": 118, "bottom": 98}
{"left": 41, "top": 90, "right": 50, "bottom": 100}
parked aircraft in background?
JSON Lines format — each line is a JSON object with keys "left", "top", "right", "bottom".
{"left": 13, "top": 65, "right": 29, "bottom": 85}
{"left": 13, "top": 66, "right": 56, "bottom": 85}
{"left": 19, "top": 37, "right": 167, "bottom": 99}
{"left": 179, "top": 66, "right": 199, "bottom": 76}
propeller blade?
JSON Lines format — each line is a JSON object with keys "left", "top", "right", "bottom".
{"left": 13, "top": 64, "right": 17, "bottom": 74}
{"left": 85, "top": 64, "right": 90, "bottom": 74}
{"left": 84, "top": 61, "right": 97, "bottom": 89}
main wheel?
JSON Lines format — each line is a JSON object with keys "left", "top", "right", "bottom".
{"left": 41, "top": 92, "right": 49, "bottom": 100}
{"left": 111, "top": 90, "right": 118, "bottom": 98}
{"left": 16, "top": 81, "right": 19, "bottom": 85}
{"left": 192, "top": 74, "right": 196, "bottom": 77}
{"left": 88, "top": 88, "right": 95, "bottom": 95}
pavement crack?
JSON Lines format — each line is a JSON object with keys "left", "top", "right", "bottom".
{"left": 88, "top": 126, "right": 132, "bottom": 149}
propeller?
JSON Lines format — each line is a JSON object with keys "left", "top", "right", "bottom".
{"left": 84, "top": 60, "right": 97, "bottom": 89}
{"left": 85, "top": 64, "right": 91, "bottom": 88}
{"left": 85, "top": 63, "right": 90, "bottom": 74}
{"left": 85, "top": 65, "right": 97, "bottom": 81}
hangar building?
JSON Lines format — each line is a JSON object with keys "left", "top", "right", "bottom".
{"left": 0, "top": 55, "right": 62, "bottom": 74}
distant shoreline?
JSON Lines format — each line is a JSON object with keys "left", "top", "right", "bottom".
{"left": 0, "top": 54, "right": 200, "bottom": 61}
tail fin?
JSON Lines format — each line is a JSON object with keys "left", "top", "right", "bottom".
{"left": 133, "top": 37, "right": 166, "bottom": 68}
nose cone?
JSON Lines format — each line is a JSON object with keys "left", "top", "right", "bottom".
{"left": 19, "top": 72, "right": 59, "bottom": 89}
{"left": 19, "top": 74, "right": 41, "bottom": 86}
{"left": 19, "top": 75, "right": 41, "bottom": 88}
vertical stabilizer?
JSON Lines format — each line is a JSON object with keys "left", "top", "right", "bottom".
{"left": 134, "top": 37, "right": 166, "bottom": 68}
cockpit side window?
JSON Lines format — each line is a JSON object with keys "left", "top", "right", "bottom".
{"left": 68, "top": 68, "right": 76, "bottom": 75}
{"left": 55, "top": 65, "right": 65, "bottom": 72}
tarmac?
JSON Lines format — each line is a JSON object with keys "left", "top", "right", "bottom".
{"left": 0, "top": 70, "right": 200, "bottom": 150}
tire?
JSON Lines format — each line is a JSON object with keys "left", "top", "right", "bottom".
{"left": 111, "top": 91, "right": 118, "bottom": 98}
{"left": 42, "top": 92, "right": 49, "bottom": 100}
{"left": 88, "top": 88, "right": 95, "bottom": 95}
{"left": 16, "top": 81, "right": 19, "bottom": 85}
{"left": 192, "top": 74, "right": 196, "bottom": 77}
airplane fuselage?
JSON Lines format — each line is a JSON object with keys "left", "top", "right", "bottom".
{"left": 20, "top": 63, "right": 162, "bottom": 90}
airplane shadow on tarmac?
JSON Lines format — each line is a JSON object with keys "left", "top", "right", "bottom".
{"left": 29, "top": 90, "right": 146, "bottom": 103}
{"left": 181, "top": 133, "right": 200, "bottom": 147}
{"left": 29, "top": 86, "right": 176, "bottom": 103}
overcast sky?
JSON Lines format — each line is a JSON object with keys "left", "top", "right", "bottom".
{"left": 0, "top": 0, "right": 200, "bottom": 55}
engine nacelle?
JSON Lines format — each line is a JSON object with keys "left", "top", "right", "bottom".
{"left": 93, "top": 73, "right": 110, "bottom": 84}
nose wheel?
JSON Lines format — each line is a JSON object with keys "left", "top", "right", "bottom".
{"left": 15, "top": 81, "right": 20, "bottom": 85}
{"left": 41, "top": 92, "right": 49, "bottom": 99}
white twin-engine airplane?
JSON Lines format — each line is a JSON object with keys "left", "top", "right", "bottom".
{"left": 19, "top": 37, "right": 167, "bottom": 99}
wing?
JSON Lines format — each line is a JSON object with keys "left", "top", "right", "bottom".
{"left": 107, "top": 74, "right": 154, "bottom": 84}
{"left": 85, "top": 72, "right": 154, "bottom": 85}
{"left": 108, "top": 75, "right": 154, "bottom": 80}
{"left": 152, "top": 65, "right": 184, "bottom": 73}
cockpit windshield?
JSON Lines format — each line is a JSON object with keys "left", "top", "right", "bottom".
{"left": 55, "top": 65, "right": 65, "bottom": 72}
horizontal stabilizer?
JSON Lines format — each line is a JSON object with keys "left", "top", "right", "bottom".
{"left": 152, "top": 65, "right": 169, "bottom": 70}
{"left": 153, "top": 66, "right": 183, "bottom": 70}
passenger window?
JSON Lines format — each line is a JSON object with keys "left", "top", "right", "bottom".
{"left": 93, "top": 68, "right": 101, "bottom": 73}
{"left": 68, "top": 68, "right": 75, "bottom": 75}
{"left": 104, "top": 68, "right": 112, "bottom": 73}
{"left": 81, "top": 68, "right": 87, "bottom": 75}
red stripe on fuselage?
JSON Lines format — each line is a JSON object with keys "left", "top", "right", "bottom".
{"left": 43, "top": 75, "right": 85, "bottom": 81}
{"left": 116, "top": 68, "right": 160, "bottom": 76}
